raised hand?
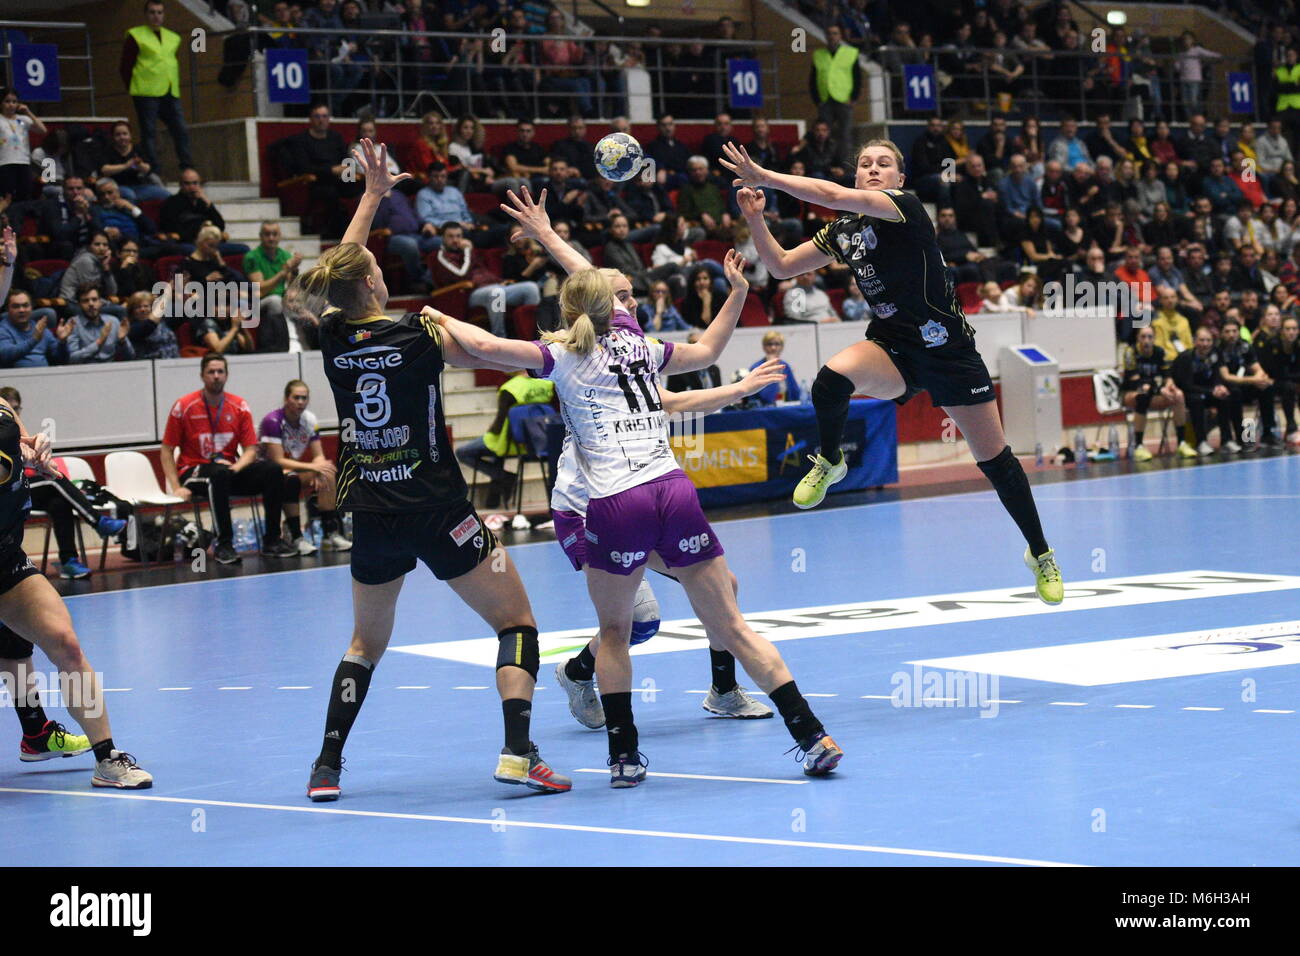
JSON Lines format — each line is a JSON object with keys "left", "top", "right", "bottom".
{"left": 740, "top": 358, "right": 786, "bottom": 396}
{"left": 353, "top": 138, "right": 412, "bottom": 198}
{"left": 722, "top": 248, "right": 749, "bottom": 292}
{"left": 499, "top": 185, "right": 551, "bottom": 241}
{"left": 420, "top": 305, "right": 451, "bottom": 326}
{"left": 2, "top": 225, "right": 15, "bottom": 264}
{"left": 719, "top": 142, "right": 770, "bottom": 189}
{"left": 735, "top": 186, "right": 766, "bottom": 218}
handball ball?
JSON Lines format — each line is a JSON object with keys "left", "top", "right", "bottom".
{"left": 594, "top": 132, "right": 645, "bottom": 182}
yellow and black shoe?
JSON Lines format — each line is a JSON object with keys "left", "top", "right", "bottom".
{"left": 793, "top": 453, "right": 847, "bottom": 510}
{"left": 20, "top": 721, "right": 91, "bottom": 762}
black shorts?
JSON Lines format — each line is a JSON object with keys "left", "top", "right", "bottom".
{"left": 0, "top": 535, "right": 40, "bottom": 659}
{"left": 349, "top": 499, "right": 499, "bottom": 586}
{"left": 866, "top": 330, "right": 997, "bottom": 408}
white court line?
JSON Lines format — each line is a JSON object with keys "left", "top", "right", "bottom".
{"left": 158, "top": 687, "right": 191, "bottom": 692}
{"left": 1254, "top": 709, "right": 1294, "bottom": 714}
{"left": 572, "top": 768, "right": 807, "bottom": 785}
{"left": 103, "top": 688, "right": 131, "bottom": 692}
{"left": 218, "top": 686, "right": 252, "bottom": 691}
{"left": 397, "top": 685, "right": 430, "bottom": 690}
{"left": 987, "top": 699, "right": 1022, "bottom": 704}
{"left": 1115, "top": 704, "right": 1154, "bottom": 709}
{"left": 1049, "top": 701, "right": 1088, "bottom": 707}
{"left": 860, "top": 694, "right": 893, "bottom": 700}
{"left": 1033, "top": 494, "right": 1300, "bottom": 501}
{"left": 0, "top": 787, "right": 1084, "bottom": 867}
{"left": 1183, "top": 706, "right": 1224, "bottom": 712}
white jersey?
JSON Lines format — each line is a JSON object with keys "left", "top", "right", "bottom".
{"left": 550, "top": 433, "right": 588, "bottom": 513}
{"left": 536, "top": 314, "right": 679, "bottom": 502}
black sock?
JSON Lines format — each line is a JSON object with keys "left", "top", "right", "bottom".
{"left": 16, "top": 687, "right": 48, "bottom": 737}
{"left": 600, "top": 691, "right": 637, "bottom": 759}
{"left": 1134, "top": 429, "right": 1144, "bottom": 446}
{"left": 811, "top": 365, "right": 854, "bottom": 464}
{"left": 92, "top": 738, "right": 115, "bottom": 762}
{"left": 769, "top": 680, "right": 824, "bottom": 745}
{"left": 566, "top": 643, "right": 596, "bottom": 681}
{"left": 287, "top": 515, "right": 302, "bottom": 539}
{"left": 709, "top": 648, "right": 737, "bottom": 694}
{"left": 321, "top": 510, "right": 340, "bottom": 534}
{"left": 317, "top": 655, "right": 374, "bottom": 767}
{"left": 502, "top": 698, "right": 532, "bottom": 755}
{"left": 976, "top": 445, "right": 1049, "bottom": 557}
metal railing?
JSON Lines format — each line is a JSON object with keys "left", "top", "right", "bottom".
{"left": 0, "top": 19, "right": 96, "bottom": 115}
{"left": 877, "top": 45, "right": 1264, "bottom": 124}
{"left": 195, "top": 25, "right": 777, "bottom": 123}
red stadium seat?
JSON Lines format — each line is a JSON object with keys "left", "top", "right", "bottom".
{"left": 138, "top": 199, "right": 162, "bottom": 224}
{"left": 478, "top": 246, "right": 505, "bottom": 278}
{"left": 512, "top": 303, "right": 538, "bottom": 340}
{"left": 693, "top": 240, "right": 730, "bottom": 263}
{"left": 466, "top": 192, "right": 498, "bottom": 216}
{"left": 175, "top": 320, "right": 205, "bottom": 357}
{"left": 587, "top": 246, "right": 604, "bottom": 268}
{"left": 827, "top": 287, "right": 847, "bottom": 315}
{"left": 223, "top": 254, "right": 246, "bottom": 274}
{"left": 635, "top": 242, "right": 653, "bottom": 267}
{"left": 956, "top": 281, "right": 983, "bottom": 313}
{"left": 25, "top": 258, "right": 68, "bottom": 276}
{"left": 154, "top": 255, "right": 186, "bottom": 282}
{"left": 738, "top": 292, "right": 770, "bottom": 327}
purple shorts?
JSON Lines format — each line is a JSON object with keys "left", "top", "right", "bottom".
{"left": 552, "top": 508, "right": 588, "bottom": 571}
{"left": 584, "top": 470, "right": 724, "bottom": 575}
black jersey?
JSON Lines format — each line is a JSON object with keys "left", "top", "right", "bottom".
{"left": 1220, "top": 339, "right": 1257, "bottom": 377}
{"left": 1121, "top": 344, "right": 1168, "bottom": 391}
{"left": 322, "top": 311, "right": 467, "bottom": 512}
{"left": 0, "top": 406, "right": 31, "bottom": 539}
{"left": 1171, "top": 347, "right": 1222, "bottom": 397}
{"left": 811, "top": 190, "right": 971, "bottom": 349}
{"left": 1256, "top": 338, "right": 1300, "bottom": 384}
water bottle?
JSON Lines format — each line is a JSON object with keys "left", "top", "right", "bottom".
{"left": 342, "top": 512, "right": 352, "bottom": 538}
{"left": 232, "top": 519, "right": 249, "bottom": 552}
{"left": 800, "top": 379, "right": 812, "bottom": 406}
{"left": 309, "top": 519, "right": 323, "bottom": 550}
{"left": 1127, "top": 421, "right": 1136, "bottom": 460}
{"left": 1034, "top": 442, "right": 1044, "bottom": 467}
{"left": 1107, "top": 424, "right": 1119, "bottom": 458}
{"left": 1074, "top": 428, "right": 1088, "bottom": 469}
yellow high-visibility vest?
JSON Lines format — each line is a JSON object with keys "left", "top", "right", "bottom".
{"left": 483, "top": 376, "right": 555, "bottom": 457}
{"left": 813, "top": 44, "right": 859, "bottom": 104}
{"left": 128, "top": 25, "right": 181, "bottom": 98}
{"left": 1275, "top": 63, "right": 1300, "bottom": 111}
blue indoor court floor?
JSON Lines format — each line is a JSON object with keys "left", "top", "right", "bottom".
{"left": 2, "top": 455, "right": 1297, "bottom": 867}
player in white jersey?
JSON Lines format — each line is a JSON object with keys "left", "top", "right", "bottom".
{"left": 431, "top": 237, "right": 843, "bottom": 787}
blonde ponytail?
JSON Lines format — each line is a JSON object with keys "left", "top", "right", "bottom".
{"left": 544, "top": 268, "right": 615, "bottom": 354}
{"left": 287, "top": 242, "right": 378, "bottom": 337}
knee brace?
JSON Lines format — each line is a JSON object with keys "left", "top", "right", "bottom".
{"left": 496, "top": 625, "right": 540, "bottom": 680}
{"left": 284, "top": 472, "right": 302, "bottom": 497}
{"left": 1134, "top": 391, "right": 1153, "bottom": 415}
{"left": 976, "top": 445, "right": 1022, "bottom": 485}
{"left": 811, "top": 365, "right": 854, "bottom": 408}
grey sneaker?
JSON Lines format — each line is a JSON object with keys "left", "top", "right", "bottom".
{"left": 608, "top": 751, "right": 648, "bottom": 788}
{"left": 791, "top": 733, "right": 843, "bottom": 777}
{"left": 493, "top": 744, "right": 573, "bottom": 793}
{"left": 555, "top": 659, "right": 604, "bottom": 729}
{"left": 91, "top": 750, "right": 153, "bottom": 789}
{"left": 307, "top": 759, "right": 342, "bottom": 801}
{"left": 702, "top": 685, "right": 774, "bottom": 719}
{"left": 323, "top": 531, "right": 353, "bottom": 552}
{"left": 294, "top": 535, "right": 318, "bottom": 556}
{"left": 261, "top": 538, "right": 300, "bottom": 558}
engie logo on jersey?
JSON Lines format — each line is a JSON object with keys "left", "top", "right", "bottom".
{"left": 334, "top": 345, "right": 403, "bottom": 370}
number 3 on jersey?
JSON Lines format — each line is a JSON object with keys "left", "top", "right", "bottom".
{"left": 355, "top": 372, "right": 392, "bottom": 427}
{"left": 609, "top": 359, "right": 662, "bottom": 413}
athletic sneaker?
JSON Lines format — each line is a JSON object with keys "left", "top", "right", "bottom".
{"left": 1132, "top": 444, "right": 1153, "bottom": 462}
{"left": 608, "top": 751, "right": 648, "bottom": 788}
{"left": 1177, "top": 440, "right": 1199, "bottom": 459}
{"left": 293, "top": 535, "right": 318, "bottom": 555}
{"left": 261, "top": 538, "right": 299, "bottom": 558}
{"left": 20, "top": 721, "right": 91, "bottom": 762}
{"left": 323, "top": 531, "right": 352, "bottom": 552}
{"left": 95, "top": 515, "right": 127, "bottom": 538}
{"left": 59, "top": 558, "right": 91, "bottom": 580}
{"left": 702, "top": 685, "right": 774, "bottom": 719}
{"left": 793, "top": 453, "right": 847, "bottom": 510}
{"left": 214, "top": 543, "right": 241, "bottom": 565}
{"left": 1197, "top": 440, "right": 1215, "bottom": 457}
{"left": 1024, "top": 547, "right": 1064, "bottom": 605}
{"left": 790, "top": 732, "right": 843, "bottom": 776}
{"left": 493, "top": 744, "right": 573, "bottom": 793}
{"left": 1223, "top": 440, "right": 1242, "bottom": 454}
{"left": 307, "top": 759, "right": 342, "bottom": 801}
{"left": 555, "top": 660, "right": 604, "bottom": 729}
{"left": 91, "top": 750, "right": 152, "bottom": 789}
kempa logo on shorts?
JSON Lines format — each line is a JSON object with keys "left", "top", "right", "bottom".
{"left": 970, "top": 385, "right": 991, "bottom": 394}
{"left": 678, "top": 533, "right": 710, "bottom": 554}
{"left": 333, "top": 345, "right": 403, "bottom": 370}
{"left": 49, "top": 886, "right": 151, "bottom": 936}
{"left": 610, "top": 550, "right": 646, "bottom": 568}
{"left": 449, "top": 515, "right": 480, "bottom": 547}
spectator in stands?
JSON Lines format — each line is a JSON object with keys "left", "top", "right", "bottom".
{"left": 482, "top": 7, "right": 537, "bottom": 121}
{"left": 120, "top": 0, "right": 193, "bottom": 177}
{"left": 810, "top": 25, "right": 860, "bottom": 159}
{"left": 415, "top": 160, "right": 473, "bottom": 242}
{"left": 746, "top": 115, "right": 780, "bottom": 169}
{"left": 260, "top": 379, "right": 348, "bottom": 555}
{"left": 1018, "top": 207, "right": 1065, "bottom": 284}
{"left": 406, "top": 112, "right": 453, "bottom": 187}
{"left": 29, "top": 176, "right": 100, "bottom": 261}
{"left": 1152, "top": 286, "right": 1195, "bottom": 357}
{"left": 1143, "top": 200, "right": 1183, "bottom": 253}
{"left": 977, "top": 116, "right": 1012, "bottom": 181}
{"left": 1201, "top": 288, "right": 1233, "bottom": 330}
{"left": 997, "top": 272, "right": 1043, "bottom": 314}
{"left": 124, "top": 289, "right": 177, "bottom": 360}
{"left": 1010, "top": 115, "right": 1045, "bottom": 180}
{"left": 952, "top": 153, "right": 1002, "bottom": 249}
{"left": 666, "top": 331, "right": 722, "bottom": 391}
{"left": 456, "top": 371, "right": 557, "bottom": 509}
{"left": 160, "top": 353, "right": 294, "bottom": 564}
{"left": 790, "top": 119, "right": 846, "bottom": 183}
{"left": 493, "top": 119, "right": 548, "bottom": 197}
{"left": 1036, "top": 158, "right": 1066, "bottom": 222}
{"left": 66, "top": 284, "right": 132, "bottom": 364}
{"left": 1092, "top": 156, "right": 1121, "bottom": 208}
{"left": 582, "top": 177, "right": 653, "bottom": 241}
{"left": 1178, "top": 114, "right": 1216, "bottom": 179}
{"left": 1057, "top": 208, "right": 1095, "bottom": 269}
{"left": 1115, "top": 245, "right": 1155, "bottom": 329}
{"left": 1149, "top": 245, "right": 1203, "bottom": 323}
{"left": 651, "top": 215, "right": 719, "bottom": 297}
{"left": 645, "top": 114, "right": 691, "bottom": 188}
{"left": 1258, "top": 118, "right": 1293, "bottom": 180}
{"left": 501, "top": 234, "right": 555, "bottom": 297}
{"left": 113, "top": 238, "right": 154, "bottom": 298}
{"left": 1066, "top": 161, "right": 1102, "bottom": 224}
{"left": 182, "top": 224, "right": 245, "bottom": 291}
{"left": 1048, "top": 116, "right": 1091, "bottom": 171}
{"left": 998, "top": 153, "right": 1041, "bottom": 233}
{"left": 700, "top": 113, "right": 740, "bottom": 176}
{"left": 636, "top": 279, "right": 689, "bottom": 332}
{"left": 1150, "top": 120, "right": 1179, "bottom": 170}
{"left": 93, "top": 178, "right": 162, "bottom": 254}
{"left": 276, "top": 104, "right": 359, "bottom": 239}
{"left": 1271, "top": 160, "right": 1300, "bottom": 205}
{"left": 161, "top": 167, "right": 248, "bottom": 254}
{"left": 677, "top": 156, "right": 733, "bottom": 240}
{"left": 536, "top": 8, "right": 594, "bottom": 119}
{"left": 1223, "top": 201, "right": 1263, "bottom": 255}
{"left": 532, "top": 156, "right": 587, "bottom": 230}
{"left": 1171, "top": 325, "right": 1237, "bottom": 455}
{"left": 1230, "top": 151, "right": 1267, "bottom": 210}
{"left": 1113, "top": 159, "right": 1140, "bottom": 209}
{"left": 0, "top": 289, "right": 67, "bottom": 368}
{"left": 1209, "top": 117, "right": 1235, "bottom": 165}
{"left": 1091, "top": 203, "right": 1126, "bottom": 262}
{"left": 985, "top": 30, "right": 1025, "bottom": 102}
{"left": 546, "top": 220, "right": 593, "bottom": 270}
{"left": 373, "top": 188, "right": 431, "bottom": 292}
{"left": 937, "top": 204, "right": 991, "bottom": 284}
{"left": 682, "top": 266, "right": 727, "bottom": 329}
{"left": 59, "top": 231, "right": 118, "bottom": 304}
{"left": 782, "top": 271, "right": 839, "bottom": 324}
{"left": 0, "top": 88, "right": 45, "bottom": 202}
{"left": 1126, "top": 118, "right": 1152, "bottom": 165}
{"left": 1174, "top": 31, "right": 1221, "bottom": 120}
{"left": 430, "top": 221, "right": 539, "bottom": 338}
{"left": 1230, "top": 244, "right": 1268, "bottom": 296}
{"left": 349, "top": 118, "right": 411, "bottom": 188}
{"left": 448, "top": 116, "right": 494, "bottom": 193}
{"left": 840, "top": 280, "right": 868, "bottom": 321}
{"left": 748, "top": 331, "right": 801, "bottom": 404}
{"left": 1136, "top": 160, "right": 1165, "bottom": 221}
{"left": 601, "top": 214, "right": 652, "bottom": 294}
{"left": 548, "top": 115, "right": 598, "bottom": 181}
{"left": 909, "top": 115, "right": 955, "bottom": 204}
{"left": 243, "top": 221, "right": 303, "bottom": 352}
{"left": 97, "top": 120, "right": 169, "bottom": 203}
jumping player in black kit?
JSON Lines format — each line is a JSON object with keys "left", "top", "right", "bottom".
{"left": 292, "top": 141, "right": 570, "bottom": 800}
{"left": 719, "top": 140, "right": 1063, "bottom": 603}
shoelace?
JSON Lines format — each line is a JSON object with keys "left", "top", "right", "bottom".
{"left": 607, "top": 751, "right": 648, "bottom": 773}
{"left": 1037, "top": 554, "right": 1062, "bottom": 584}
{"left": 49, "top": 722, "right": 70, "bottom": 749}
{"left": 785, "top": 733, "right": 828, "bottom": 764}
{"left": 312, "top": 756, "right": 346, "bottom": 776}
{"left": 110, "top": 751, "right": 139, "bottom": 769}
{"left": 804, "top": 454, "right": 828, "bottom": 480}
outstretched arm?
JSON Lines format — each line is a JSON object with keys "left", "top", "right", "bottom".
{"left": 342, "top": 139, "right": 413, "bottom": 247}
{"left": 735, "top": 188, "right": 833, "bottom": 279}
{"left": 720, "top": 142, "right": 904, "bottom": 220}
{"left": 0, "top": 226, "right": 15, "bottom": 308}
{"left": 661, "top": 358, "right": 785, "bottom": 413}
{"left": 664, "top": 249, "right": 748, "bottom": 373}
{"left": 438, "top": 326, "right": 526, "bottom": 372}
{"left": 426, "top": 308, "right": 545, "bottom": 369}
{"left": 498, "top": 185, "right": 590, "bottom": 275}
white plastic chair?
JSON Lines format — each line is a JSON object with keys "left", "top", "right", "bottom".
{"left": 62, "top": 456, "right": 116, "bottom": 571}
{"left": 104, "top": 452, "right": 187, "bottom": 565}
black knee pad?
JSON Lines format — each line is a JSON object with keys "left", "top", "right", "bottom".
{"left": 976, "top": 445, "right": 1023, "bottom": 484}
{"left": 284, "top": 472, "right": 302, "bottom": 496}
{"left": 496, "top": 625, "right": 539, "bottom": 680}
{"left": 811, "top": 365, "right": 854, "bottom": 407}
{"left": 1134, "top": 391, "right": 1152, "bottom": 415}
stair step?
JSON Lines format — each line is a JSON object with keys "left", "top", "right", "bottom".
{"left": 205, "top": 182, "right": 264, "bottom": 202}
{"left": 227, "top": 219, "right": 305, "bottom": 240}
{"left": 221, "top": 200, "right": 290, "bottom": 221}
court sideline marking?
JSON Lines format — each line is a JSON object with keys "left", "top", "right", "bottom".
{"left": 0, "top": 787, "right": 1086, "bottom": 867}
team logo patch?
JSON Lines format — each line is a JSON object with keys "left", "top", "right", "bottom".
{"left": 919, "top": 319, "right": 948, "bottom": 347}
{"left": 836, "top": 233, "right": 851, "bottom": 256}
{"left": 449, "top": 515, "right": 481, "bottom": 547}
{"left": 347, "top": 329, "right": 373, "bottom": 344}
{"left": 472, "top": 534, "right": 484, "bottom": 550}
{"left": 860, "top": 225, "right": 878, "bottom": 250}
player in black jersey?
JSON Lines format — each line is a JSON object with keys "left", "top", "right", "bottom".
{"left": 1218, "top": 316, "right": 1272, "bottom": 451}
{"left": 1120, "top": 325, "right": 1190, "bottom": 461}
{"left": 1172, "top": 327, "right": 1241, "bottom": 455}
{"left": 720, "top": 140, "right": 1062, "bottom": 603}
{"left": 1255, "top": 316, "right": 1300, "bottom": 446}
{"left": 291, "top": 140, "right": 570, "bottom": 800}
